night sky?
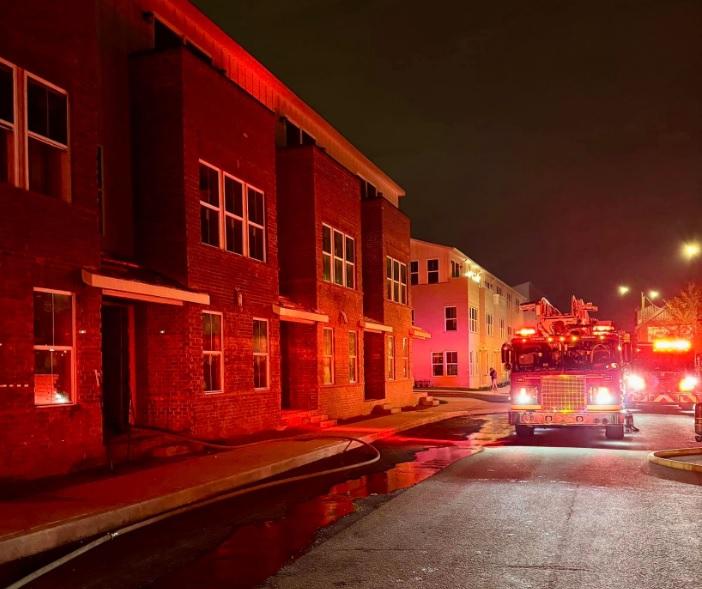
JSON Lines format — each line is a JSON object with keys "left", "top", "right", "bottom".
{"left": 192, "top": 0, "right": 702, "bottom": 328}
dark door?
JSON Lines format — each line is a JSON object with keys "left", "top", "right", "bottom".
{"left": 102, "top": 304, "right": 131, "bottom": 436}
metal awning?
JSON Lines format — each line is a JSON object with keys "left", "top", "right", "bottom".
{"left": 360, "top": 319, "right": 393, "bottom": 334}
{"left": 410, "top": 326, "right": 432, "bottom": 340}
{"left": 82, "top": 269, "right": 210, "bottom": 306}
{"left": 273, "top": 303, "right": 329, "bottom": 325}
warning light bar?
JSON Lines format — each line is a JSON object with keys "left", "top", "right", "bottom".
{"left": 652, "top": 338, "right": 692, "bottom": 352}
{"left": 516, "top": 327, "right": 537, "bottom": 337}
{"left": 593, "top": 325, "right": 614, "bottom": 332}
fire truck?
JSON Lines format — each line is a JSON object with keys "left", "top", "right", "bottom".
{"left": 625, "top": 338, "right": 700, "bottom": 410}
{"left": 501, "top": 296, "right": 632, "bottom": 440}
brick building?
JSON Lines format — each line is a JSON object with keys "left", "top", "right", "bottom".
{"left": 0, "top": 0, "right": 416, "bottom": 480}
{"left": 410, "top": 239, "right": 528, "bottom": 389}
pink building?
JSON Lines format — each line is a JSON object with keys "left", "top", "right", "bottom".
{"left": 411, "top": 239, "right": 528, "bottom": 389}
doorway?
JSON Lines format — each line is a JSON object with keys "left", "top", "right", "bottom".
{"left": 102, "top": 303, "right": 134, "bottom": 437}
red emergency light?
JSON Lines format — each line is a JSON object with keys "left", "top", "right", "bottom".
{"left": 516, "top": 327, "right": 537, "bottom": 337}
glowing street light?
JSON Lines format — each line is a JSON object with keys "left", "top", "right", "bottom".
{"left": 682, "top": 241, "right": 701, "bottom": 261}
{"left": 648, "top": 290, "right": 660, "bottom": 300}
{"left": 617, "top": 285, "right": 630, "bottom": 296}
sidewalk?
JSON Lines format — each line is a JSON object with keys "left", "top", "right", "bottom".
{"left": 0, "top": 396, "right": 507, "bottom": 565}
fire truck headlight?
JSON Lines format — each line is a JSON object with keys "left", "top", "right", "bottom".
{"left": 679, "top": 376, "right": 698, "bottom": 392}
{"left": 515, "top": 387, "right": 538, "bottom": 405}
{"left": 593, "top": 387, "right": 614, "bottom": 405}
{"left": 625, "top": 373, "right": 645, "bottom": 392}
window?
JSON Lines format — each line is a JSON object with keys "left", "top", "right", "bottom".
{"left": 386, "top": 336, "right": 395, "bottom": 380}
{"left": 445, "top": 306, "right": 457, "bottom": 331}
{"left": 199, "top": 160, "right": 266, "bottom": 260}
{"left": 410, "top": 260, "right": 419, "bottom": 285}
{"left": 27, "top": 75, "right": 69, "bottom": 199}
{"left": 427, "top": 259, "right": 439, "bottom": 284}
{"left": 322, "top": 224, "right": 355, "bottom": 288}
{"left": 0, "top": 60, "right": 15, "bottom": 185}
{"left": 348, "top": 331, "right": 358, "bottom": 384}
{"left": 500, "top": 318, "right": 506, "bottom": 339}
{"left": 487, "top": 313, "right": 494, "bottom": 336}
{"left": 282, "top": 119, "right": 315, "bottom": 147}
{"left": 202, "top": 312, "right": 223, "bottom": 393}
{"left": 322, "top": 327, "right": 334, "bottom": 384}
{"left": 33, "top": 289, "right": 74, "bottom": 405}
{"left": 446, "top": 351, "right": 458, "bottom": 376}
{"left": 402, "top": 337, "right": 409, "bottom": 379}
{"left": 360, "top": 178, "right": 378, "bottom": 200}
{"left": 199, "top": 162, "right": 220, "bottom": 247}
{"left": 253, "top": 319, "right": 269, "bottom": 389}
{"left": 386, "top": 256, "right": 408, "bottom": 304}
{"left": 247, "top": 187, "right": 266, "bottom": 261}
{"left": 470, "top": 307, "right": 479, "bottom": 333}
{"left": 224, "top": 175, "right": 244, "bottom": 255}
{"left": 450, "top": 261, "right": 461, "bottom": 278}
{"left": 432, "top": 352, "right": 444, "bottom": 376}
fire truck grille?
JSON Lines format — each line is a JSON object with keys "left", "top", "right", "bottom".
{"left": 540, "top": 376, "right": 587, "bottom": 410}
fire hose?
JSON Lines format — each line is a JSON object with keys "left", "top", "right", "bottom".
{"left": 5, "top": 429, "right": 380, "bottom": 589}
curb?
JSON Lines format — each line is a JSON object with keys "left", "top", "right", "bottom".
{"left": 0, "top": 406, "right": 497, "bottom": 565}
{"left": 648, "top": 447, "right": 702, "bottom": 473}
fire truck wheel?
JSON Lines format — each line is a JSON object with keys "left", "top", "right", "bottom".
{"left": 605, "top": 424, "right": 624, "bottom": 440}
{"left": 515, "top": 425, "right": 534, "bottom": 438}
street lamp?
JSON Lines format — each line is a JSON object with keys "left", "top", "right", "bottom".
{"left": 681, "top": 241, "right": 701, "bottom": 261}
{"left": 648, "top": 290, "right": 660, "bottom": 301}
{"left": 618, "top": 285, "right": 630, "bottom": 296}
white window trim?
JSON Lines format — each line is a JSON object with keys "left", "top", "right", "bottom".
{"left": 322, "top": 223, "right": 355, "bottom": 289}
{"left": 202, "top": 310, "right": 224, "bottom": 394}
{"left": 199, "top": 159, "right": 266, "bottom": 262}
{"left": 0, "top": 56, "right": 19, "bottom": 188}
{"left": 445, "top": 351, "right": 458, "bottom": 376}
{"left": 431, "top": 352, "right": 444, "bottom": 377}
{"left": 444, "top": 305, "right": 457, "bottom": 331}
{"left": 386, "top": 255, "right": 407, "bottom": 304}
{"left": 322, "top": 327, "right": 335, "bottom": 385}
{"left": 486, "top": 313, "right": 494, "bottom": 336}
{"left": 402, "top": 337, "right": 409, "bottom": 379}
{"left": 386, "top": 335, "right": 396, "bottom": 381}
{"left": 198, "top": 160, "right": 222, "bottom": 249}
{"left": 348, "top": 330, "right": 358, "bottom": 384}
{"left": 33, "top": 287, "right": 76, "bottom": 406}
{"left": 470, "top": 306, "right": 479, "bottom": 334}
{"left": 253, "top": 317, "right": 270, "bottom": 390}
{"left": 24, "top": 70, "right": 70, "bottom": 200}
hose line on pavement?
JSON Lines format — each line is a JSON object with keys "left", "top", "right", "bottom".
{"left": 5, "top": 433, "right": 380, "bottom": 589}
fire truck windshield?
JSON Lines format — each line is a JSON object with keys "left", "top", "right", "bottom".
{"left": 633, "top": 348, "right": 693, "bottom": 371}
{"left": 512, "top": 339, "right": 619, "bottom": 372}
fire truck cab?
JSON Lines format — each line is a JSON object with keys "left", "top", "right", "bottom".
{"left": 502, "top": 297, "right": 632, "bottom": 440}
{"left": 625, "top": 338, "right": 700, "bottom": 410}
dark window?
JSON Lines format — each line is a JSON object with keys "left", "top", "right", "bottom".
{"left": 360, "top": 179, "right": 377, "bottom": 200}
{"left": 285, "top": 120, "right": 301, "bottom": 146}
{"left": 154, "top": 19, "right": 182, "bottom": 50}
{"left": 445, "top": 306, "right": 457, "bottom": 331}
{"left": 301, "top": 130, "right": 315, "bottom": 145}
{"left": 224, "top": 176, "right": 244, "bottom": 255}
{"left": 0, "top": 63, "right": 13, "bottom": 123}
{"left": 27, "top": 79, "right": 67, "bottom": 145}
{"left": 427, "top": 259, "right": 439, "bottom": 284}
{"left": 199, "top": 164, "right": 220, "bottom": 247}
{"left": 247, "top": 187, "right": 265, "bottom": 261}
{"left": 410, "top": 260, "right": 419, "bottom": 285}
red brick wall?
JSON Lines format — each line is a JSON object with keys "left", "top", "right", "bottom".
{"left": 0, "top": 2, "right": 105, "bottom": 479}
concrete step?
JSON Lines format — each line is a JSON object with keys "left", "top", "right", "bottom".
{"left": 318, "top": 419, "right": 338, "bottom": 429}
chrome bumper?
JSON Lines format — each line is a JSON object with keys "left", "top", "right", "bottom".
{"left": 509, "top": 410, "right": 624, "bottom": 426}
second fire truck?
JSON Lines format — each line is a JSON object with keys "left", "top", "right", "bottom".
{"left": 501, "top": 296, "right": 632, "bottom": 440}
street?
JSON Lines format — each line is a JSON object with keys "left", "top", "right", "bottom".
{"left": 2, "top": 408, "right": 699, "bottom": 589}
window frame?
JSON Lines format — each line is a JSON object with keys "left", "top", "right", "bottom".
{"left": 198, "top": 159, "right": 266, "bottom": 262}
{"left": 348, "top": 330, "right": 358, "bottom": 384}
{"left": 33, "top": 287, "right": 76, "bottom": 406}
{"left": 202, "top": 311, "right": 224, "bottom": 394}
{"left": 446, "top": 351, "right": 458, "bottom": 376}
{"left": 427, "top": 259, "right": 439, "bottom": 284}
{"left": 486, "top": 313, "right": 494, "bottom": 336}
{"left": 386, "top": 335, "right": 396, "bottom": 381}
{"left": 0, "top": 57, "right": 18, "bottom": 187}
{"left": 431, "top": 352, "right": 444, "bottom": 377}
{"left": 402, "top": 337, "right": 409, "bottom": 379}
{"left": 24, "top": 71, "right": 70, "bottom": 200}
{"left": 252, "top": 318, "right": 270, "bottom": 390}
{"left": 386, "top": 255, "right": 408, "bottom": 304}
{"left": 444, "top": 306, "right": 457, "bottom": 331}
{"left": 322, "top": 327, "right": 335, "bottom": 385}
{"left": 410, "top": 260, "right": 419, "bottom": 285}
{"left": 321, "top": 223, "right": 355, "bottom": 289}
{"left": 198, "top": 160, "right": 222, "bottom": 249}
{"left": 470, "top": 306, "right": 479, "bottom": 333}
